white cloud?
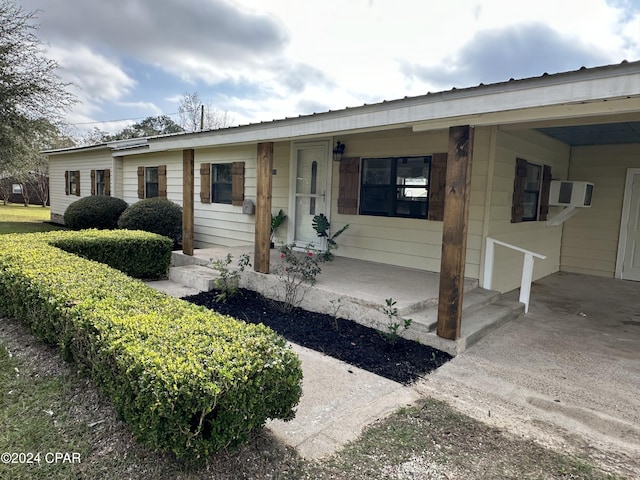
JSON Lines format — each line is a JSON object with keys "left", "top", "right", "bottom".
{"left": 49, "top": 45, "right": 136, "bottom": 114}
{"left": 18, "top": 0, "right": 640, "bottom": 131}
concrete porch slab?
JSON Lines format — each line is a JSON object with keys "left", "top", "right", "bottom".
{"left": 412, "top": 272, "right": 640, "bottom": 477}
{"left": 170, "top": 247, "right": 494, "bottom": 355}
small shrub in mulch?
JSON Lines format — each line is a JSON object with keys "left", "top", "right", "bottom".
{"left": 184, "top": 288, "right": 452, "bottom": 385}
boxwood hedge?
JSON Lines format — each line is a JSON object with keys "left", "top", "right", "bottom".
{"left": 0, "top": 230, "right": 303, "bottom": 460}
{"left": 49, "top": 229, "right": 172, "bottom": 279}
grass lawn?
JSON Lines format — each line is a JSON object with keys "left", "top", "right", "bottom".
{"left": 0, "top": 316, "right": 627, "bottom": 480}
{"left": 0, "top": 204, "right": 66, "bottom": 234}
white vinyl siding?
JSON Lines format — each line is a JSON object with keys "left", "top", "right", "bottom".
{"left": 122, "top": 151, "right": 181, "bottom": 205}
{"left": 326, "top": 127, "right": 489, "bottom": 278}
{"left": 194, "top": 146, "right": 257, "bottom": 248}
{"left": 270, "top": 142, "right": 292, "bottom": 246}
{"left": 48, "top": 149, "right": 114, "bottom": 222}
{"left": 561, "top": 144, "right": 640, "bottom": 277}
{"left": 483, "top": 129, "right": 570, "bottom": 292}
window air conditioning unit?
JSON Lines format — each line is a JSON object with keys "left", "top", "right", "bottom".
{"left": 549, "top": 180, "right": 594, "bottom": 208}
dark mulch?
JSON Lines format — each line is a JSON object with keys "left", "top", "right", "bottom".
{"left": 183, "top": 288, "right": 452, "bottom": 385}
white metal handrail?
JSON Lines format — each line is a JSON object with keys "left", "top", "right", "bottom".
{"left": 483, "top": 237, "right": 546, "bottom": 313}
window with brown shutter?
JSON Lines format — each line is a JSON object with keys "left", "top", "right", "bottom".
{"left": 231, "top": 162, "right": 245, "bottom": 206}
{"left": 65, "top": 171, "right": 69, "bottom": 195}
{"left": 138, "top": 166, "right": 165, "bottom": 198}
{"left": 359, "top": 156, "right": 430, "bottom": 219}
{"left": 428, "top": 153, "right": 447, "bottom": 221}
{"left": 338, "top": 157, "right": 360, "bottom": 215}
{"left": 200, "top": 163, "right": 211, "bottom": 203}
{"left": 92, "top": 169, "right": 108, "bottom": 196}
{"left": 512, "top": 158, "right": 551, "bottom": 222}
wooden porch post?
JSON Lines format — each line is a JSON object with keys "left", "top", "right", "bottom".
{"left": 182, "top": 149, "right": 195, "bottom": 256}
{"left": 436, "top": 125, "right": 475, "bottom": 340}
{"left": 254, "top": 142, "right": 274, "bottom": 273}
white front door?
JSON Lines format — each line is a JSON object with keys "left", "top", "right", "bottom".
{"left": 620, "top": 171, "right": 640, "bottom": 281}
{"left": 290, "top": 142, "right": 331, "bottom": 249}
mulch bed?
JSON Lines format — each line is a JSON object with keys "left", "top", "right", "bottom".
{"left": 183, "top": 288, "right": 452, "bottom": 385}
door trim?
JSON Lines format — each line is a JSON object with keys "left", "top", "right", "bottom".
{"left": 615, "top": 168, "right": 640, "bottom": 279}
{"left": 287, "top": 140, "right": 333, "bottom": 247}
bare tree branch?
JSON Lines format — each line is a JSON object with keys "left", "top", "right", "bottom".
{"left": 177, "top": 92, "right": 233, "bottom": 132}
{"left": 0, "top": 0, "right": 76, "bottom": 171}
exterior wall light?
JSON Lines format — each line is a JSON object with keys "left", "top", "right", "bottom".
{"left": 332, "top": 141, "right": 346, "bottom": 161}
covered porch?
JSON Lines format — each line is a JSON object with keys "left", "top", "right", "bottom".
{"left": 167, "top": 245, "right": 524, "bottom": 355}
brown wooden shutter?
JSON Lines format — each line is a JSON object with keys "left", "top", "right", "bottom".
{"left": 65, "top": 171, "right": 69, "bottom": 195}
{"left": 104, "top": 169, "right": 111, "bottom": 196}
{"left": 75, "top": 171, "right": 81, "bottom": 196}
{"left": 158, "top": 165, "right": 167, "bottom": 198}
{"left": 511, "top": 157, "right": 527, "bottom": 223}
{"left": 231, "top": 161, "right": 245, "bottom": 206}
{"left": 90, "top": 170, "right": 96, "bottom": 195}
{"left": 539, "top": 165, "right": 552, "bottom": 221}
{"left": 428, "top": 153, "right": 447, "bottom": 221}
{"left": 137, "top": 166, "right": 145, "bottom": 199}
{"left": 200, "top": 163, "right": 211, "bottom": 203}
{"left": 337, "top": 157, "right": 360, "bottom": 215}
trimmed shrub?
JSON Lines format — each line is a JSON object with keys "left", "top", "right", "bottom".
{"left": 118, "top": 197, "right": 182, "bottom": 245}
{"left": 0, "top": 231, "right": 303, "bottom": 461}
{"left": 50, "top": 229, "right": 172, "bottom": 279}
{"left": 64, "top": 195, "right": 128, "bottom": 230}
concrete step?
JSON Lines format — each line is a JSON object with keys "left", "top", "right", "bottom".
{"left": 168, "top": 265, "right": 220, "bottom": 292}
{"left": 408, "top": 288, "right": 502, "bottom": 333}
{"left": 461, "top": 297, "right": 524, "bottom": 349}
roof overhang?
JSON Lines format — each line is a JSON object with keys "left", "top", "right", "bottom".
{"left": 46, "top": 60, "right": 640, "bottom": 157}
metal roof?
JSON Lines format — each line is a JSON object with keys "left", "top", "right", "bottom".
{"left": 44, "top": 60, "right": 640, "bottom": 155}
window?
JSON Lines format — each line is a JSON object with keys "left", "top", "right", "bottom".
{"left": 199, "top": 162, "right": 245, "bottom": 205}
{"left": 360, "top": 156, "right": 431, "bottom": 218}
{"left": 91, "top": 169, "right": 110, "bottom": 196}
{"left": 211, "top": 164, "right": 232, "bottom": 204}
{"left": 137, "top": 165, "right": 166, "bottom": 199}
{"left": 523, "top": 163, "right": 541, "bottom": 221}
{"left": 95, "top": 170, "right": 106, "bottom": 195}
{"left": 65, "top": 170, "right": 80, "bottom": 196}
{"left": 511, "top": 158, "right": 552, "bottom": 223}
{"left": 12, "top": 184, "right": 22, "bottom": 194}
{"left": 145, "top": 167, "right": 159, "bottom": 198}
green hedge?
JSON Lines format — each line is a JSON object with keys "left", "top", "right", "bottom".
{"left": 49, "top": 229, "right": 172, "bottom": 279}
{"left": 64, "top": 195, "right": 129, "bottom": 230}
{"left": 118, "top": 197, "right": 183, "bottom": 245}
{"left": 0, "top": 231, "right": 303, "bottom": 460}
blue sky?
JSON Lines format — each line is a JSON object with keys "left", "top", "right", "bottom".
{"left": 17, "top": 0, "right": 640, "bottom": 135}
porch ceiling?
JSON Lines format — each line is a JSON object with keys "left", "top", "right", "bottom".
{"left": 538, "top": 121, "right": 640, "bottom": 146}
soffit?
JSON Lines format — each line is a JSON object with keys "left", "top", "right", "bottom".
{"left": 537, "top": 122, "right": 640, "bottom": 146}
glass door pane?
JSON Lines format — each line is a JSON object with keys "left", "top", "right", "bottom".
{"left": 293, "top": 145, "right": 328, "bottom": 248}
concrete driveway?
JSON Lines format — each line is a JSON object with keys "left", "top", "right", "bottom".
{"left": 414, "top": 272, "right": 640, "bottom": 477}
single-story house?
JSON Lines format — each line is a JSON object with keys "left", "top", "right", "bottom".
{"left": 44, "top": 60, "right": 640, "bottom": 341}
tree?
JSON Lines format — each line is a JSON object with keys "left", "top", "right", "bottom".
{"left": 178, "top": 92, "right": 232, "bottom": 132}
{"left": 0, "top": 0, "right": 75, "bottom": 172}
{"left": 8, "top": 120, "right": 74, "bottom": 206}
{"left": 103, "top": 115, "right": 184, "bottom": 141}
